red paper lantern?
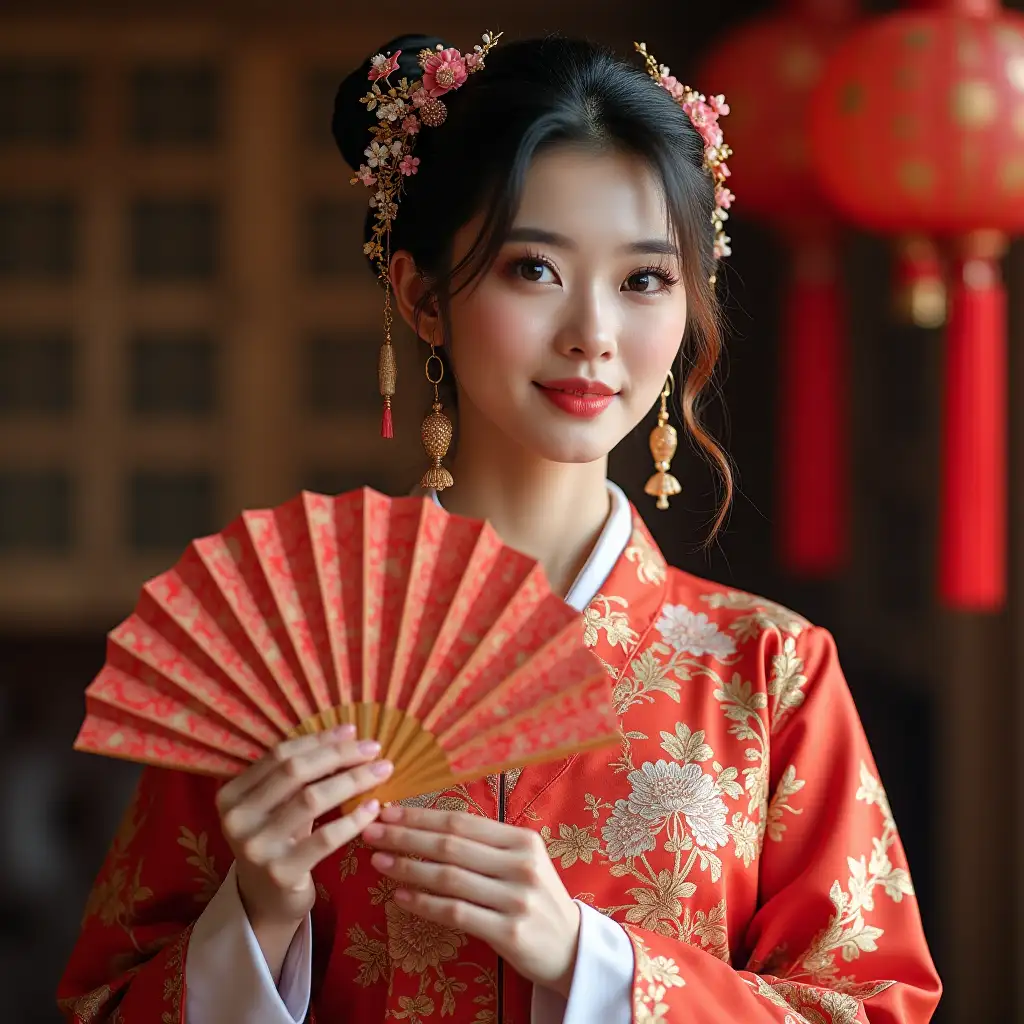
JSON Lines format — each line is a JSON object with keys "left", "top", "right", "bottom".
{"left": 702, "top": 0, "right": 856, "bottom": 578}
{"left": 810, "top": 0, "right": 1021, "bottom": 609}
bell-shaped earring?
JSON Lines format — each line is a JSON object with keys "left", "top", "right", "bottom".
{"left": 419, "top": 346, "right": 454, "bottom": 490}
{"left": 645, "top": 372, "right": 681, "bottom": 510}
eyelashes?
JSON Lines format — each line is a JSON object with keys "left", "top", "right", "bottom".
{"left": 509, "top": 249, "right": 680, "bottom": 293}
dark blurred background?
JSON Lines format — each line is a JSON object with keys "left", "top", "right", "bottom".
{"left": 0, "top": 0, "right": 1020, "bottom": 1020}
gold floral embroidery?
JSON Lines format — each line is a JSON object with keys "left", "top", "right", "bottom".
{"left": 394, "top": 993, "right": 435, "bottom": 1021}
{"left": 768, "top": 637, "right": 808, "bottom": 731}
{"left": 344, "top": 923, "right": 390, "bottom": 986}
{"left": 56, "top": 985, "right": 115, "bottom": 1022}
{"left": 714, "top": 673, "right": 771, "bottom": 846}
{"left": 746, "top": 975, "right": 866, "bottom": 1024}
{"left": 176, "top": 828, "right": 219, "bottom": 905}
{"left": 625, "top": 527, "right": 668, "bottom": 586}
{"left": 704, "top": 590, "right": 809, "bottom": 641}
{"left": 160, "top": 928, "right": 189, "bottom": 1024}
{"left": 386, "top": 900, "right": 466, "bottom": 974}
{"left": 628, "top": 931, "right": 685, "bottom": 1024}
{"left": 765, "top": 765, "right": 805, "bottom": 843}
{"left": 81, "top": 784, "right": 153, "bottom": 948}
{"left": 765, "top": 762, "right": 909, "bottom": 997}
{"left": 541, "top": 823, "right": 601, "bottom": 868}
{"left": 583, "top": 594, "right": 638, "bottom": 650}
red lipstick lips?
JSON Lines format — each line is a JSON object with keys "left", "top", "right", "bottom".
{"left": 534, "top": 378, "right": 619, "bottom": 418}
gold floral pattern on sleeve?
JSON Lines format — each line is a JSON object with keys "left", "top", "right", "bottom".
{"left": 80, "top": 784, "right": 154, "bottom": 951}
{"left": 756, "top": 762, "right": 909, "bottom": 998}
{"left": 627, "top": 929, "right": 685, "bottom": 1024}
{"left": 768, "top": 637, "right": 809, "bottom": 731}
{"left": 176, "top": 828, "right": 220, "bottom": 905}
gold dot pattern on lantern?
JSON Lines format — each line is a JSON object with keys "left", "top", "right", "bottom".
{"left": 780, "top": 43, "right": 820, "bottom": 88}
{"left": 952, "top": 80, "right": 997, "bottom": 128}
{"left": 1000, "top": 156, "right": 1024, "bottom": 193}
{"left": 904, "top": 27, "right": 933, "bottom": 51}
{"left": 899, "top": 159, "right": 936, "bottom": 195}
{"left": 839, "top": 81, "right": 864, "bottom": 115}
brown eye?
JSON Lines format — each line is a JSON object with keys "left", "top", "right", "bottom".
{"left": 518, "top": 261, "right": 548, "bottom": 282}
{"left": 625, "top": 271, "right": 656, "bottom": 293}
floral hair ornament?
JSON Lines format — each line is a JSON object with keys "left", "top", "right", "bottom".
{"left": 351, "top": 31, "right": 502, "bottom": 489}
{"left": 634, "top": 42, "right": 734, "bottom": 285}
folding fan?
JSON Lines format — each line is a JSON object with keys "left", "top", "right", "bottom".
{"left": 73, "top": 488, "right": 620, "bottom": 807}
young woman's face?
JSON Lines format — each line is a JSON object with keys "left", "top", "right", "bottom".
{"left": 444, "top": 146, "right": 689, "bottom": 465}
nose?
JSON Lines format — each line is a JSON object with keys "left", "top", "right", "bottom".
{"left": 555, "top": 282, "right": 619, "bottom": 363}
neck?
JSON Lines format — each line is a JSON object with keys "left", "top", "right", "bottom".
{"left": 438, "top": 413, "right": 612, "bottom": 599}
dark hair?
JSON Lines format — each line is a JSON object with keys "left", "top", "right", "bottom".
{"left": 334, "top": 34, "right": 732, "bottom": 536}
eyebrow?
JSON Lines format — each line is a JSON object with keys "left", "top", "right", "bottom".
{"left": 506, "top": 226, "right": 679, "bottom": 258}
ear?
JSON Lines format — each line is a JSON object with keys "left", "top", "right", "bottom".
{"left": 390, "top": 250, "right": 440, "bottom": 344}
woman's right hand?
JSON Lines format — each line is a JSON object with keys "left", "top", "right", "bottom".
{"left": 215, "top": 725, "right": 392, "bottom": 975}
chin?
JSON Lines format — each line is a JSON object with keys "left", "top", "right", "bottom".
{"left": 523, "top": 429, "right": 622, "bottom": 466}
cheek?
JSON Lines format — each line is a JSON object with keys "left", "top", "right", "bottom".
{"left": 623, "top": 298, "right": 689, "bottom": 398}
{"left": 448, "top": 282, "right": 548, "bottom": 386}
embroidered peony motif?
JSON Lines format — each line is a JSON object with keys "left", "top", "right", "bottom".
{"left": 385, "top": 900, "right": 466, "bottom": 974}
{"left": 656, "top": 604, "right": 737, "bottom": 660}
{"left": 627, "top": 760, "right": 729, "bottom": 849}
{"left": 603, "top": 799, "right": 658, "bottom": 862}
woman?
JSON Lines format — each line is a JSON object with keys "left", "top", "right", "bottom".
{"left": 58, "top": 33, "right": 940, "bottom": 1024}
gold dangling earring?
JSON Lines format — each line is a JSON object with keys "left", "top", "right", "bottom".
{"left": 645, "top": 371, "right": 681, "bottom": 510}
{"left": 419, "top": 344, "right": 454, "bottom": 491}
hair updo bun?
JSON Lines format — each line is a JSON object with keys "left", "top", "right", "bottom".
{"left": 332, "top": 34, "right": 447, "bottom": 173}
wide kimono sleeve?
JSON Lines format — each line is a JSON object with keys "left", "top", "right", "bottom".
{"left": 621, "top": 626, "right": 941, "bottom": 1024}
{"left": 57, "top": 764, "right": 231, "bottom": 1023}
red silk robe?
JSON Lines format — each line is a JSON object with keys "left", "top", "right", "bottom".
{"left": 58, "top": 511, "right": 941, "bottom": 1023}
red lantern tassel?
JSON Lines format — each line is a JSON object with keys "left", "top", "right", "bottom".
{"left": 778, "top": 235, "right": 848, "bottom": 576}
{"left": 938, "top": 232, "right": 1007, "bottom": 610}
{"left": 381, "top": 401, "right": 394, "bottom": 439}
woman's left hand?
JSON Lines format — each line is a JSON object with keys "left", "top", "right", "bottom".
{"left": 363, "top": 803, "right": 581, "bottom": 997}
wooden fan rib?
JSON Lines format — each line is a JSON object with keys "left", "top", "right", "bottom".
{"left": 245, "top": 507, "right": 334, "bottom": 721}
{"left": 86, "top": 666, "right": 263, "bottom": 762}
{"left": 109, "top": 618, "right": 280, "bottom": 748}
{"left": 145, "top": 570, "right": 292, "bottom": 738}
{"left": 195, "top": 531, "right": 316, "bottom": 726}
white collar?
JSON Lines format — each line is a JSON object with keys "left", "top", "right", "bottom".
{"left": 424, "top": 480, "right": 632, "bottom": 612}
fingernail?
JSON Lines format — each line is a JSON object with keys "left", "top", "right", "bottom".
{"left": 358, "top": 739, "right": 381, "bottom": 756}
{"left": 372, "top": 851, "right": 395, "bottom": 869}
{"left": 370, "top": 760, "right": 393, "bottom": 778}
{"left": 359, "top": 799, "right": 380, "bottom": 815}
{"left": 327, "top": 724, "right": 356, "bottom": 739}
